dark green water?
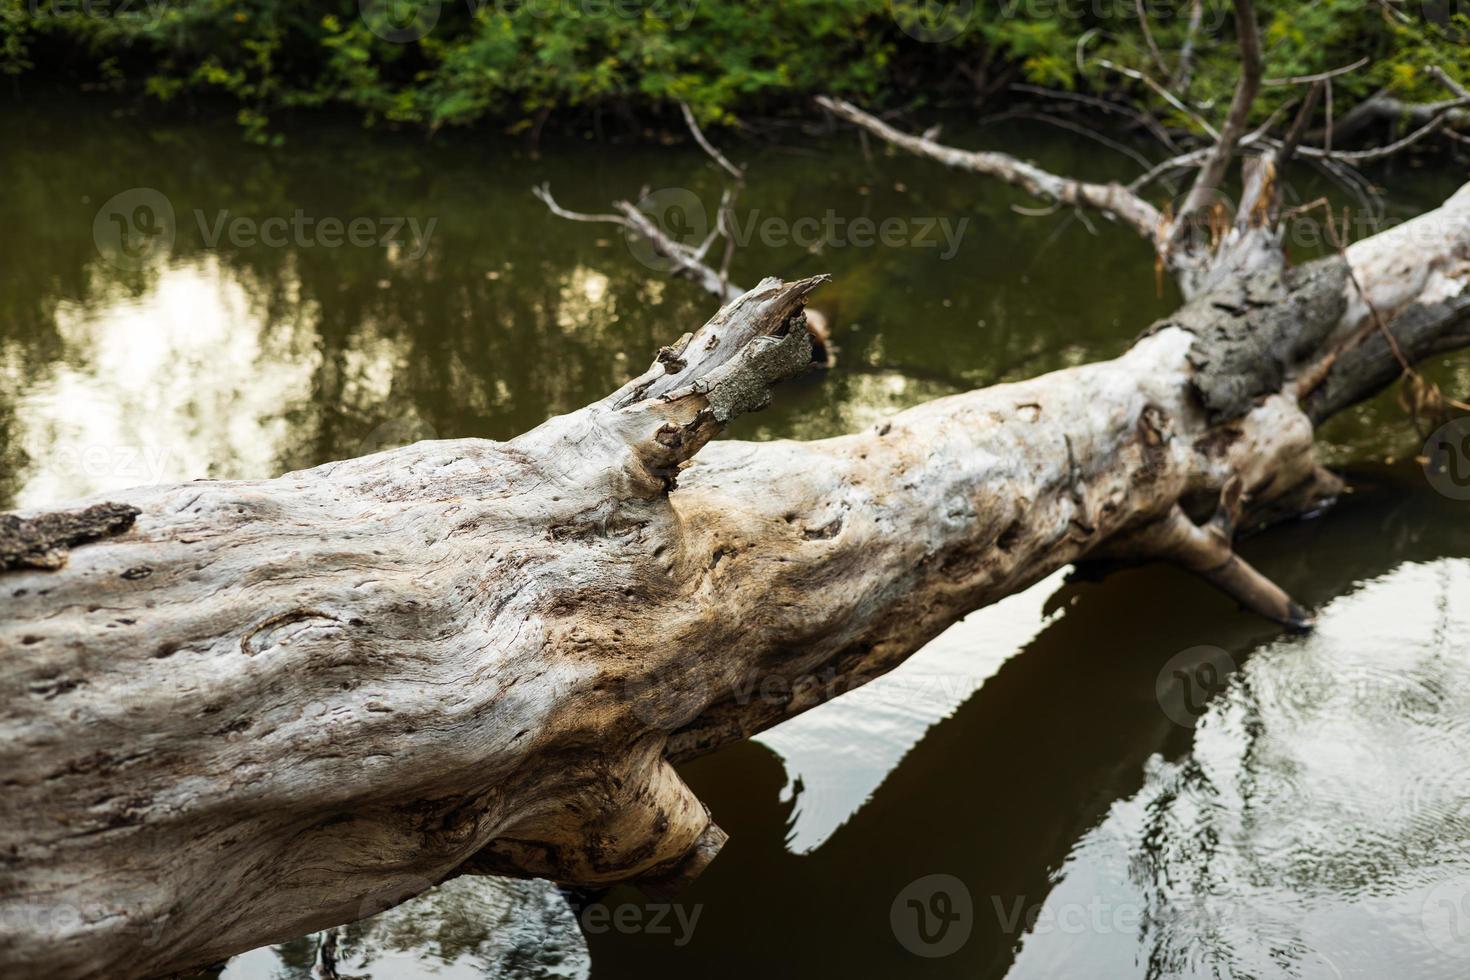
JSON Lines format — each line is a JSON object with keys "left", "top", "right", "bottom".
{"left": 5, "top": 95, "right": 1470, "bottom": 979}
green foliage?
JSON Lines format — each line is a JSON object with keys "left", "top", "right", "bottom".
{"left": 5, "top": 0, "right": 1467, "bottom": 140}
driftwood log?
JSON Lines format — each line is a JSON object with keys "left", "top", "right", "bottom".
{"left": 3, "top": 176, "right": 1470, "bottom": 977}
{"left": 7, "top": 7, "right": 1470, "bottom": 966}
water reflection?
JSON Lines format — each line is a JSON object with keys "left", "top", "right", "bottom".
{"left": 219, "top": 877, "right": 589, "bottom": 980}
{"left": 10, "top": 258, "right": 321, "bottom": 507}
{"left": 3, "top": 92, "right": 1193, "bottom": 510}
{"left": 1010, "top": 558, "right": 1470, "bottom": 979}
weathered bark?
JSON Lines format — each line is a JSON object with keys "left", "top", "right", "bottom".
{"left": 3, "top": 165, "right": 1469, "bottom": 978}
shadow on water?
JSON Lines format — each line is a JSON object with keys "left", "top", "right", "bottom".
{"left": 585, "top": 468, "right": 1470, "bottom": 978}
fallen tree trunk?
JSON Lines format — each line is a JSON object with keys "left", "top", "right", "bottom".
{"left": 2, "top": 174, "right": 1469, "bottom": 977}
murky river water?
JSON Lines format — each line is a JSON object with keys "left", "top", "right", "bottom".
{"left": 5, "top": 94, "right": 1470, "bottom": 978}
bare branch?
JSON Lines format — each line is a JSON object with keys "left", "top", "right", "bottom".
{"left": 1127, "top": 103, "right": 1291, "bottom": 194}
{"left": 613, "top": 199, "right": 743, "bottom": 302}
{"left": 815, "top": 94, "right": 1163, "bottom": 242}
{"left": 1094, "top": 55, "right": 1219, "bottom": 140}
{"left": 531, "top": 183, "right": 628, "bottom": 227}
{"left": 1325, "top": 77, "right": 1334, "bottom": 154}
{"left": 1171, "top": 0, "right": 1264, "bottom": 245}
{"left": 1133, "top": 0, "right": 1169, "bottom": 78}
{"left": 532, "top": 183, "right": 741, "bottom": 302}
{"left": 1010, "top": 82, "right": 1181, "bottom": 152}
{"left": 1427, "top": 65, "right": 1470, "bottom": 101}
{"left": 1237, "top": 82, "right": 1323, "bottom": 231}
{"left": 1294, "top": 97, "right": 1470, "bottom": 163}
{"left": 678, "top": 101, "right": 745, "bottom": 181}
{"left": 1171, "top": 0, "right": 1204, "bottom": 95}
{"left": 1264, "top": 56, "right": 1369, "bottom": 87}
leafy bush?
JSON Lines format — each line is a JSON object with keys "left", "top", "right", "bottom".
{"left": 4, "top": 0, "right": 1467, "bottom": 142}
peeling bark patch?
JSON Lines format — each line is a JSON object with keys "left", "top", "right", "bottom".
{"left": 0, "top": 502, "right": 141, "bottom": 571}
{"left": 701, "top": 323, "right": 813, "bottom": 424}
{"left": 240, "top": 610, "right": 340, "bottom": 656}
{"left": 1145, "top": 255, "right": 1349, "bottom": 423}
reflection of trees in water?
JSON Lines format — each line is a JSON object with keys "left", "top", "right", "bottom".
{"left": 1112, "top": 560, "right": 1470, "bottom": 979}
{"left": 257, "top": 877, "right": 589, "bottom": 980}
{"left": 0, "top": 98, "right": 721, "bottom": 507}
{"left": 4, "top": 94, "right": 1210, "bottom": 511}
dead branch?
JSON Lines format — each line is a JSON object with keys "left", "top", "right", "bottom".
{"left": 1170, "top": 0, "right": 1263, "bottom": 247}
{"left": 814, "top": 95, "right": 1163, "bottom": 243}
{"left": 678, "top": 102, "right": 745, "bottom": 181}
{"left": 533, "top": 104, "right": 833, "bottom": 362}
{"left": 1171, "top": 0, "right": 1205, "bottom": 95}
